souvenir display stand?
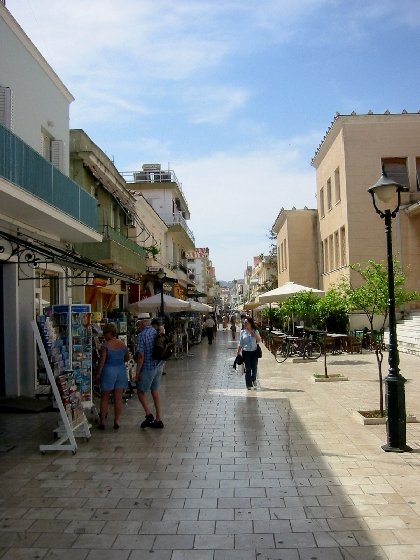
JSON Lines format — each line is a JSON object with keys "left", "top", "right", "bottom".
{"left": 32, "top": 320, "right": 91, "bottom": 454}
{"left": 172, "top": 315, "right": 196, "bottom": 357}
{"left": 51, "top": 304, "right": 94, "bottom": 409}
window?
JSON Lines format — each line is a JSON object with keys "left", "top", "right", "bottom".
{"left": 328, "top": 234, "right": 334, "bottom": 270}
{"left": 40, "top": 131, "right": 64, "bottom": 172}
{"left": 334, "top": 230, "right": 339, "bottom": 269}
{"left": 327, "top": 178, "right": 332, "bottom": 210}
{"left": 382, "top": 157, "right": 409, "bottom": 188}
{"left": 0, "top": 86, "right": 14, "bottom": 130}
{"left": 320, "top": 188, "right": 325, "bottom": 218}
{"left": 284, "top": 238, "right": 287, "bottom": 270}
{"left": 416, "top": 158, "right": 420, "bottom": 191}
{"left": 320, "top": 242, "right": 324, "bottom": 274}
{"left": 323, "top": 239, "right": 329, "bottom": 272}
{"left": 280, "top": 241, "right": 284, "bottom": 271}
{"left": 334, "top": 167, "right": 341, "bottom": 203}
{"left": 340, "top": 226, "right": 346, "bottom": 266}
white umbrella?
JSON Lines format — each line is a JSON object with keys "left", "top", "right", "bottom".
{"left": 257, "top": 282, "right": 324, "bottom": 304}
{"left": 127, "top": 293, "right": 190, "bottom": 314}
{"left": 188, "top": 301, "right": 213, "bottom": 313}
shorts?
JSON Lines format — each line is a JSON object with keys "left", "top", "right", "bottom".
{"left": 100, "top": 366, "right": 128, "bottom": 392}
{"left": 136, "top": 365, "right": 162, "bottom": 393}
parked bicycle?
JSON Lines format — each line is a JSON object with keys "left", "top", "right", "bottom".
{"left": 275, "top": 335, "right": 322, "bottom": 363}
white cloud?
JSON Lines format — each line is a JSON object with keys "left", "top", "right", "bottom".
{"left": 186, "top": 86, "right": 252, "bottom": 125}
{"left": 174, "top": 136, "right": 317, "bottom": 278}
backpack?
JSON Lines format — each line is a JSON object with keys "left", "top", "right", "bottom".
{"left": 152, "top": 332, "right": 174, "bottom": 361}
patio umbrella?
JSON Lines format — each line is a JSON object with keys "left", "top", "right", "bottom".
{"left": 127, "top": 293, "right": 190, "bottom": 314}
{"left": 188, "top": 301, "right": 213, "bottom": 313}
{"left": 257, "top": 282, "right": 324, "bottom": 304}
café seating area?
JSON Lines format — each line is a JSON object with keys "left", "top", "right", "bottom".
{"left": 260, "top": 327, "right": 386, "bottom": 357}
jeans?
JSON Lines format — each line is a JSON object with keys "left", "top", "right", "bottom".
{"left": 242, "top": 350, "right": 258, "bottom": 387}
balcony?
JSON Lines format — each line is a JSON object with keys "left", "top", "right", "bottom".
{"left": 75, "top": 225, "right": 147, "bottom": 275}
{"left": 0, "top": 124, "right": 99, "bottom": 242}
{"left": 160, "top": 212, "right": 195, "bottom": 246}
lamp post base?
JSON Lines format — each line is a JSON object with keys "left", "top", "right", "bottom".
{"left": 382, "top": 443, "right": 412, "bottom": 453}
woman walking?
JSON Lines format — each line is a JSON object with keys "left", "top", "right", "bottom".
{"left": 95, "top": 323, "right": 129, "bottom": 429}
{"left": 237, "top": 316, "right": 261, "bottom": 390}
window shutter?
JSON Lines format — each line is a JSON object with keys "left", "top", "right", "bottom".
{"left": 51, "top": 139, "right": 64, "bottom": 171}
{"left": 0, "top": 86, "right": 14, "bottom": 130}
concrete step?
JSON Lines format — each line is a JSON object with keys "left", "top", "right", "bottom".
{"left": 384, "top": 313, "right": 420, "bottom": 356}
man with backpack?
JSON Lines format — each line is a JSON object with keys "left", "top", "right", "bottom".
{"left": 135, "top": 317, "right": 165, "bottom": 429}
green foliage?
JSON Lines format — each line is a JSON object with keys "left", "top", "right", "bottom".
{"left": 338, "top": 260, "right": 420, "bottom": 331}
{"left": 337, "top": 259, "right": 420, "bottom": 416}
{"left": 145, "top": 245, "right": 160, "bottom": 257}
{"left": 316, "top": 287, "right": 349, "bottom": 332}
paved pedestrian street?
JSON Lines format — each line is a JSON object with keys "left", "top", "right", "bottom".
{"left": 2, "top": 329, "right": 420, "bottom": 560}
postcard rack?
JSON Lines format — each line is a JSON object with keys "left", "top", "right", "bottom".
{"left": 32, "top": 321, "right": 91, "bottom": 454}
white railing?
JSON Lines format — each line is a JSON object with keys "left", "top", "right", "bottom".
{"left": 160, "top": 213, "right": 195, "bottom": 244}
{"left": 121, "top": 169, "right": 185, "bottom": 195}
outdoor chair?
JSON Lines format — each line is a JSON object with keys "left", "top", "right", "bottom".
{"left": 346, "top": 335, "right": 362, "bottom": 354}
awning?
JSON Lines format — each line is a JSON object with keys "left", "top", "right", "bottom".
{"left": 0, "top": 229, "right": 141, "bottom": 284}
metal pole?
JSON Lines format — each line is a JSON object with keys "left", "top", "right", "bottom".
{"left": 160, "top": 280, "right": 164, "bottom": 318}
{"left": 382, "top": 209, "right": 411, "bottom": 452}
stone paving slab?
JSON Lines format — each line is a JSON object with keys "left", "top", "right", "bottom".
{"left": 1, "top": 329, "right": 420, "bottom": 559}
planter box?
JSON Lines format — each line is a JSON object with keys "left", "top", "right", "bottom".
{"left": 353, "top": 411, "right": 418, "bottom": 425}
{"left": 292, "top": 357, "right": 319, "bottom": 364}
{"left": 312, "top": 374, "right": 348, "bottom": 382}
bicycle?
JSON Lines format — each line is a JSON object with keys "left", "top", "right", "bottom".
{"left": 275, "top": 335, "right": 322, "bottom": 363}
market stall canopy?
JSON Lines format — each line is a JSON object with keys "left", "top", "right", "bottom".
{"left": 188, "top": 301, "right": 213, "bottom": 313}
{"left": 127, "top": 294, "right": 191, "bottom": 314}
{"left": 257, "top": 282, "right": 325, "bottom": 304}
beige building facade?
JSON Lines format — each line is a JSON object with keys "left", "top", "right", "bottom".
{"left": 312, "top": 113, "right": 420, "bottom": 293}
{"left": 272, "top": 208, "right": 320, "bottom": 289}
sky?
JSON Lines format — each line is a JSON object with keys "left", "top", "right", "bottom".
{"left": 5, "top": 0, "right": 420, "bottom": 281}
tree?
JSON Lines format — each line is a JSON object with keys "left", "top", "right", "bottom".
{"left": 316, "top": 288, "right": 349, "bottom": 378}
{"left": 339, "top": 260, "right": 420, "bottom": 415}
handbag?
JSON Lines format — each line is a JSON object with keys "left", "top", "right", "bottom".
{"left": 235, "top": 353, "right": 244, "bottom": 366}
{"left": 256, "top": 344, "right": 262, "bottom": 359}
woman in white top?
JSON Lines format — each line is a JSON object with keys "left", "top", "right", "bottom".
{"left": 237, "top": 316, "right": 261, "bottom": 390}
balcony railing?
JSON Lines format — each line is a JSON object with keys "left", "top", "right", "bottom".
{"left": 160, "top": 212, "right": 195, "bottom": 244}
{"left": 0, "top": 123, "right": 97, "bottom": 229}
{"left": 102, "top": 225, "right": 147, "bottom": 259}
{"left": 121, "top": 169, "right": 184, "bottom": 193}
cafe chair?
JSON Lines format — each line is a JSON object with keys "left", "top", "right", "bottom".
{"left": 346, "top": 335, "right": 362, "bottom": 354}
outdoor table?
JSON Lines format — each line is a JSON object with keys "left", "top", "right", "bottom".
{"left": 327, "top": 333, "right": 348, "bottom": 354}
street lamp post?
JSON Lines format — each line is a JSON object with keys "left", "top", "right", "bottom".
{"left": 156, "top": 269, "right": 166, "bottom": 318}
{"left": 368, "top": 169, "right": 411, "bottom": 453}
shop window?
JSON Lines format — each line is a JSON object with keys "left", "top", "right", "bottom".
{"left": 382, "top": 157, "right": 409, "bottom": 188}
